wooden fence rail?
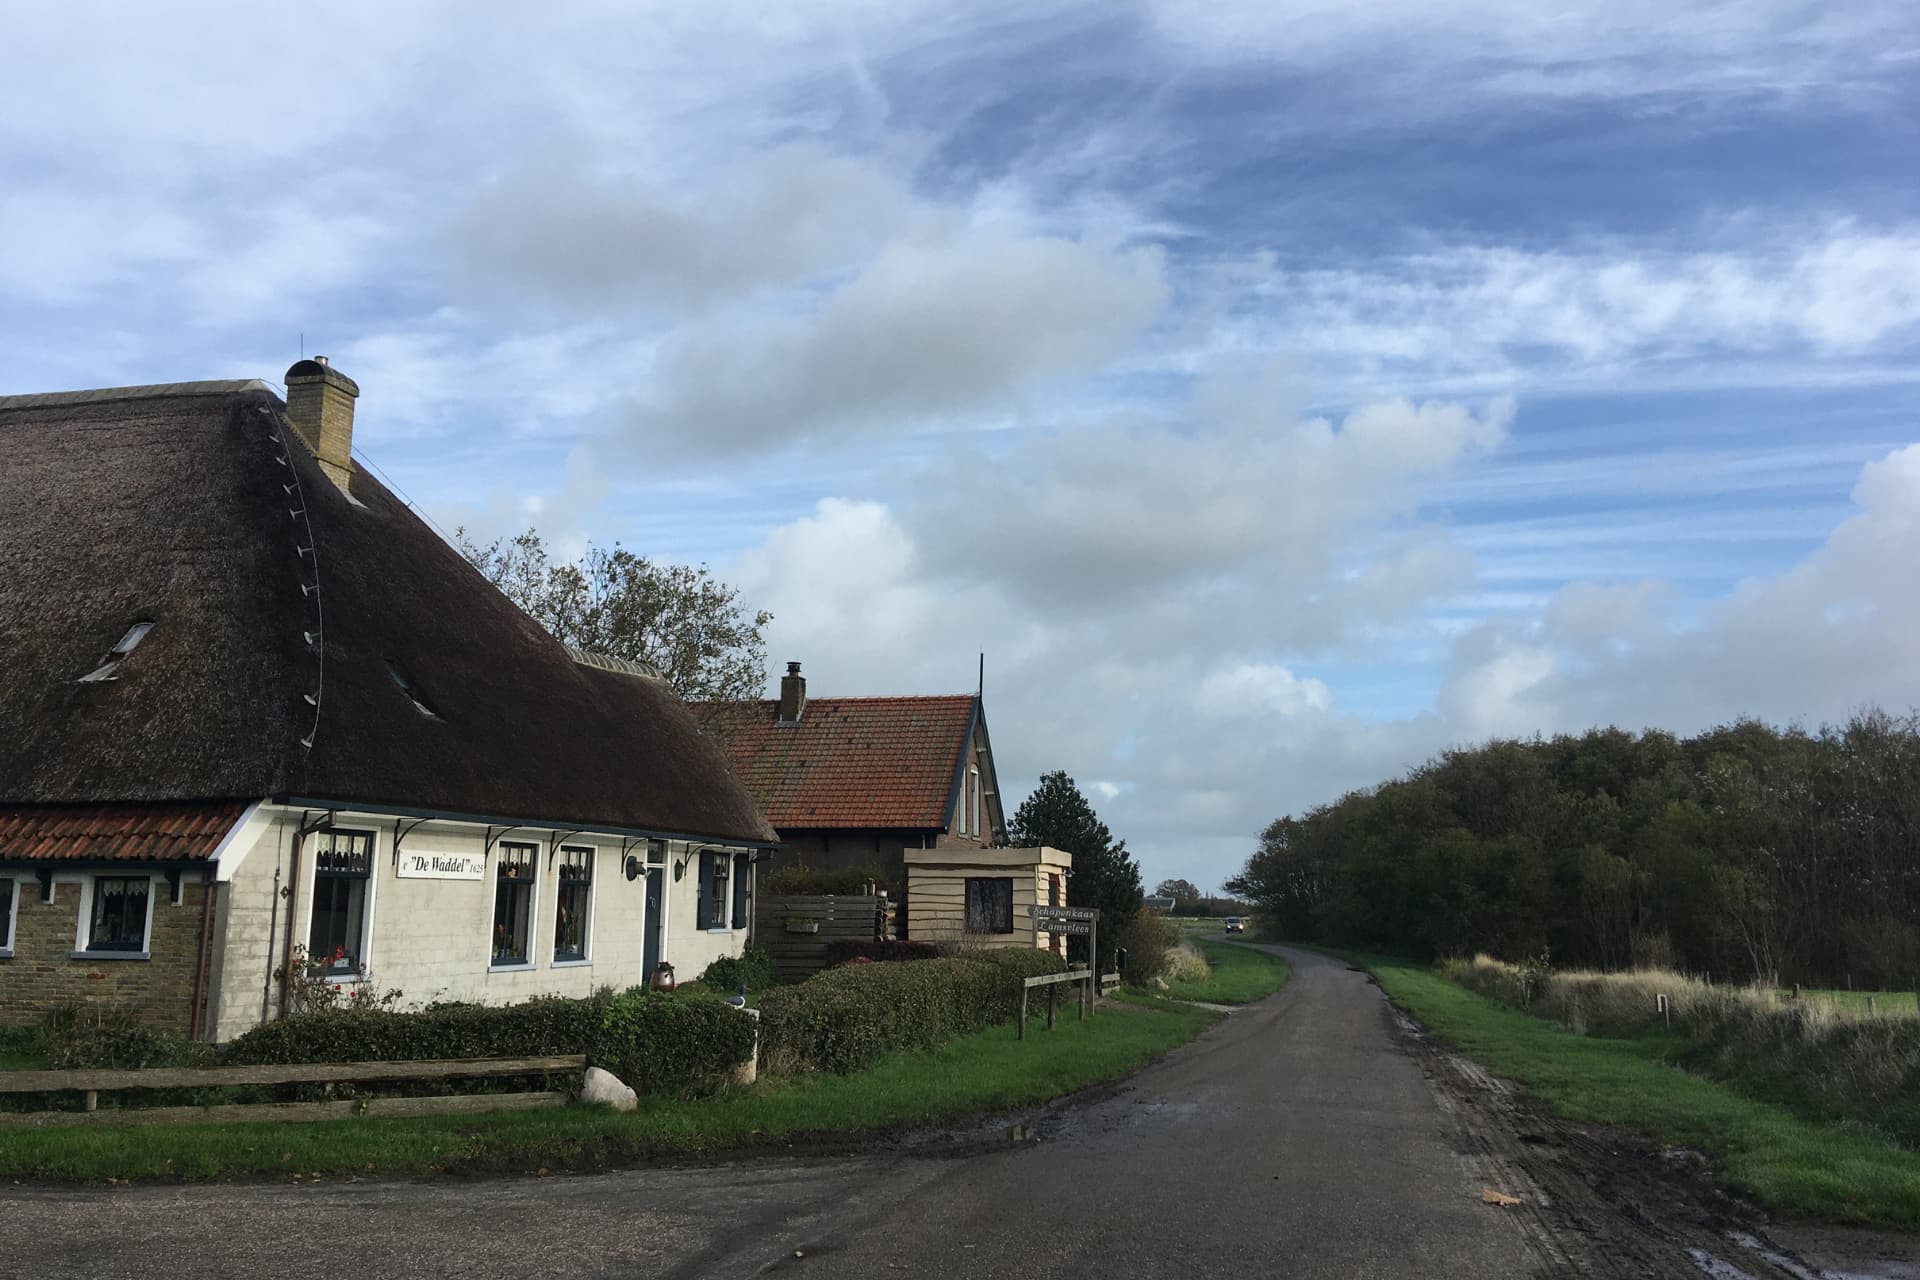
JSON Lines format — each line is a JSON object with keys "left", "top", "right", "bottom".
{"left": 0, "top": 1054, "right": 587, "bottom": 1130}
{"left": 1018, "top": 969, "right": 1095, "bottom": 1039}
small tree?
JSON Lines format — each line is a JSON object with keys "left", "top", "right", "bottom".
{"left": 456, "top": 528, "right": 771, "bottom": 704}
{"left": 1009, "top": 770, "right": 1143, "bottom": 969}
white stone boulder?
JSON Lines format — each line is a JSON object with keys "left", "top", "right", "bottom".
{"left": 581, "top": 1066, "right": 638, "bottom": 1112}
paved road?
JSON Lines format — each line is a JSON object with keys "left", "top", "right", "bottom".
{"left": 3, "top": 946, "right": 1546, "bottom": 1279}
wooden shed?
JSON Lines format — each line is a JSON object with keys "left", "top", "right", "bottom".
{"left": 904, "top": 846, "right": 1072, "bottom": 949}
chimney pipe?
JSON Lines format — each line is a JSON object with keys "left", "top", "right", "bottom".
{"left": 778, "top": 661, "right": 806, "bottom": 724}
{"left": 284, "top": 357, "right": 358, "bottom": 491}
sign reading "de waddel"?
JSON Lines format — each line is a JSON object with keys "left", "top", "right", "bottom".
{"left": 397, "top": 851, "right": 486, "bottom": 880}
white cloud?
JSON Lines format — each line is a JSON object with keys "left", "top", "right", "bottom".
{"left": 1217, "top": 228, "right": 1920, "bottom": 392}
{"left": 1441, "top": 443, "right": 1920, "bottom": 736}
{"left": 625, "top": 227, "right": 1167, "bottom": 455}
{"left": 1145, "top": 0, "right": 1914, "bottom": 110}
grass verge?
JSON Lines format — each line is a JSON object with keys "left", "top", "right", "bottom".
{"left": 0, "top": 1001, "right": 1216, "bottom": 1183}
{"left": 1158, "top": 940, "right": 1291, "bottom": 1004}
{"left": 1340, "top": 951, "right": 1920, "bottom": 1230}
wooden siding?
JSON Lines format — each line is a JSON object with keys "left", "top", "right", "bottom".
{"left": 749, "top": 894, "right": 888, "bottom": 983}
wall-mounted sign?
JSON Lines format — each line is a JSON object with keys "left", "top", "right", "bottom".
{"left": 397, "top": 851, "right": 487, "bottom": 880}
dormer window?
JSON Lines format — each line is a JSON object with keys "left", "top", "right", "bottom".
{"left": 78, "top": 621, "right": 154, "bottom": 683}
{"left": 384, "top": 660, "right": 439, "bottom": 719}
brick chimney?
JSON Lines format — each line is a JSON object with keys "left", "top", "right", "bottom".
{"left": 284, "top": 357, "right": 358, "bottom": 490}
{"left": 778, "top": 661, "right": 806, "bottom": 724}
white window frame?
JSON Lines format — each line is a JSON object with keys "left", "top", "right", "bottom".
{"left": 307, "top": 826, "right": 379, "bottom": 984}
{"left": 968, "top": 766, "right": 981, "bottom": 839}
{"left": 72, "top": 872, "right": 159, "bottom": 961}
{"left": 488, "top": 841, "right": 541, "bottom": 972}
{"left": 0, "top": 874, "right": 17, "bottom": 958}
{"left": 551, "top": 844, "right": 597, "bottom": 967}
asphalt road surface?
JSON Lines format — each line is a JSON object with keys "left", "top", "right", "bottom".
{"left": 7, "top": 945, "right": 1893, "bottom": 1279}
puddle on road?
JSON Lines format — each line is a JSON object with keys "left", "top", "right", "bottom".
{"left": 1689, "top": 1232, "right": 1920, "bottom": 1280}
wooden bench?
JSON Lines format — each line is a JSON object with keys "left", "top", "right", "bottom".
{"left": 0, "top": 1054, "right": 587, "bottom": 1128}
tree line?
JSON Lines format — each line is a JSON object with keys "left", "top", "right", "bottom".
{"left": 1228, "top": 711, "right": 1920, "bottom": 989}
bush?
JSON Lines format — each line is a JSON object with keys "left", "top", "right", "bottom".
{"left": 40, "top": 1001, "right": 190, "bottom": 1070}
{"left": 1162, "top": 942, "right": 1213, "bottom": 984}
{"left": 1117, "top": 910, "right": 1178, "bottom": 985}
{"left": 594, "top": 988, "right": 756, "bottom": 1098}
{"left": 223, "top": 994, "right": 605, "bottom": 1066}
{"left": 759, "top": 948, "right": 1066, "bottom": 1074}
{"left": 760, "top": 866, "right": 890, "bottom": 896}
{"left": 824, "top": 939, "right": 940, "bottom": 966}
{"left": 697, "top": 945, "right": 777, "bottom": 993}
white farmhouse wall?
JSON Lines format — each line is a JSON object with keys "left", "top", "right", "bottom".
{"left": 203, "top": 807, "right": 755, "bottom": 1042}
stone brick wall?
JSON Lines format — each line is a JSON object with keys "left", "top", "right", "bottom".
{"left": 0, "top": 875, "right": 210, "bottom": 1035}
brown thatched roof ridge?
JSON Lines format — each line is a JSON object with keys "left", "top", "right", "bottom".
{"left": 0, "top": 381, "right": 775, "bottom": 846}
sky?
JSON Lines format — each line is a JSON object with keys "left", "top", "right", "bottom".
{"left": 5, "top": 2, "right": 1918, "bottom": 892}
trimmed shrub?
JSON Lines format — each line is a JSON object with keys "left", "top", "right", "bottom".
{"left": 594, "top": 988, "right": 756, "bottom": 1098}
{"left": 40, "top": 1001, "right": 191, "bottom": 1070}
{"left": 761, "top": 866, "right": 890, "bottom": 896}
{"left": 824, "top": 939, "right": 940, "bottom": 966}
{"left": 222, "top": 994, "right": 605, "bottom": 1066}
{"left": 759, "top": 948, "right": 1066, "bottom": 1074}
{"left": 697, "top": 944, "right": 777, "bottom": 993}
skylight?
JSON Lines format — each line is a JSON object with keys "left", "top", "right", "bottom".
{"left": 78, "top": 621, "right": 154, "bottom": 683}
{"left": 385, "top": 659, "right": 440, "bottom": 719}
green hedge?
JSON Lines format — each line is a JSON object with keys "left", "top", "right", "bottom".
{"left": 758, "top": 947, "right": 1067, "bottom": 1074}
{"left": 596, "top": 988, "right": 755, "bottom": 1097}
{"left": 41, "top": 1000, "right": 193, "bottom": 1070}
{"left": 696, "top": 944, "right": 777, "bottom": 993}
{"left": 219, "top": 990, "right": 752, "bottom": 1099}
{"left": 222, "top": 995, "right": 604, "bottom": 1066}
{"left": 824, "top": 939, "right": 940, "bottom": 965}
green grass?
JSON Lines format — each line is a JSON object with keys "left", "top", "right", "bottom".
{"left": 1158, "top": 940, "right": 1290, "bottom": 1004}
{"left": 0, "top": 1001, "right": 1217, "bottom": 1183}
{"left": 1339, "top": 951, "right": 1920, "bottom": 1230}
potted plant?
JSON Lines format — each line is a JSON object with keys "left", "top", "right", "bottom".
{"left": 649, "top": 961, "right": 676, "bottom": 992}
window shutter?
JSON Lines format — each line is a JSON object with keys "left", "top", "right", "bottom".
{"left": 696, "top": 854, "right": 714, "bottom": 930}
{"left": 731, "top": 852, "right": 750, "bottom": 929}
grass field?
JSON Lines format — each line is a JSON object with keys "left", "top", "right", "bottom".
{"left": 1157, "top": 940, "right": 1290, "bottom": 1004}
{"left": 1341, "top": 951, "right": 1920, "bottom": 1229}
{"left": 1784, "top": 989, "right": 1919, "bottom": 1015}
{"left": 0, "top": 1000, "right": 1217, "bottom": 1183}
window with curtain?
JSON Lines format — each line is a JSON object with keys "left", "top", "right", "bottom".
{"left": 492, "top": 842, "right": 537, "bottom": 966}
{"left": 553, "top": 846, "right": 594, "bottom": 963}
{"left": 308, "top": 828, "right": 373, "bottom": 975}
{"left": 965, "top": 877, "right": 1014, "bottom": 934}
{"left": 87, "top": 876, "right": 151, "bottom": 953}
{"left": 698, "top": 852, "right": 730, "bottom": 930}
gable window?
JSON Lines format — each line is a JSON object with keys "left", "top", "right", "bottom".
{"left": 965, "top": 877, "right": 1014, "bottom": 934}
{"left": 967, "top": 767, "right": 980, "bottom": 839}
{"left": 0, "top": 877, "right": 15, "bottom": 957}
{"left": 696, "top": 852, "right": 730, "bottom": 931}
{"left": 553, "top": 846, "right": 594, "bottom": 964}
{"left": 86, "top": 876, "right": 151, "bottom": 954}
{"left": 492, "top": 842, "right": 537, "bottom": 967}
{"left": 308, "top": 828, "right": 373, "bottom": 976}
{"left": 78, "top": 621, "right": 155, "bottom": 683}
{"left": 730, "top": 852, "right": 751, "bottom": 930}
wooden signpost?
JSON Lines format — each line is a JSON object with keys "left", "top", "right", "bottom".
{"left": 1032, "top": 906, "right": 1102, "bottom": 1017}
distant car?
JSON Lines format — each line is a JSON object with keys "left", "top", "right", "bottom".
{"left": 1223, "top": 917, "right": 1245, "bottom": 934}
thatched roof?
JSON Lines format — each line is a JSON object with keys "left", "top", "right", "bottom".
{"left": 0, "top": 381, "right": 775, "bottom": 846}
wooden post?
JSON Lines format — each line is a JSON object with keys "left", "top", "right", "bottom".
{"left": 1867, "top": 996, "right": 1877, "bottom": 1017}
{"left": 1019, "top": 986, "right": 1028, "bottom": 1041}
{"left": 1087, "top": 916, "right": 1099, "bottom": 1017}
{"left": 1047, "top": 981, "right": 1057, "bottom": 1031}
{"left": 82, "top": 1090, "right": 97, "bottom": 1113}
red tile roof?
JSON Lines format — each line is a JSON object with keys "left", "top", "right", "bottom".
{"left": 0, "top": 800, "right": 249, "bottom": 862}
{"left": 702, "top": 696, "right": 976, "bottom": 830}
